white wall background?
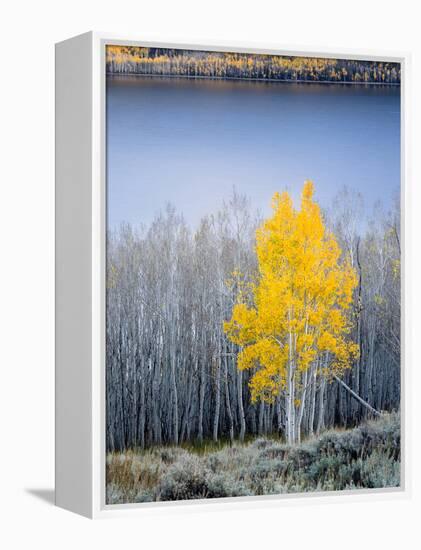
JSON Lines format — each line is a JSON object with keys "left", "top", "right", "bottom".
{"left": 1, "top": 0, "right": 419, "bottom": 547}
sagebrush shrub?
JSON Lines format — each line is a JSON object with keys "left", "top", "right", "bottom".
{"left": 158, "top": 455, "right": 210, "bottom": 500}
{"left": 206, "top": 472, "right": 250, "bottom": 498}
{"left": 106, "top": 413, "right": 401, "bottom": 503}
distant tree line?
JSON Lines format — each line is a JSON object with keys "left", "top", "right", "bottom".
{"left": 106, "top": 46, "right": 400, "bottom": 84}
{"left": 106, "top": 188, "right": 400, "bottom": 452}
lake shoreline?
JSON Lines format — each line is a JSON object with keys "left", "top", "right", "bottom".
{"left": 106, "top": 71, "right": 400, "bottom": 86}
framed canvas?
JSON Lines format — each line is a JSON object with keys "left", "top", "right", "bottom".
{"left": 55, "top": 32, "right": 409, "bottom": 518}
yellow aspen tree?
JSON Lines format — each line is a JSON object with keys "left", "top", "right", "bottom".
{"left": 224, "top": 181, "right": 359, "bottom": 444}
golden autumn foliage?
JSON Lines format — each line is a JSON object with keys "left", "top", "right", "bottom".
{"left": 224, "top": 182, "right": 359, "bottom": 405}
{"left": 106, "top": 46, "right": 400, "bottom": 84}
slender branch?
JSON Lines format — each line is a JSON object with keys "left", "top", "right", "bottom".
{"left": 333, "top": 374, "right": 381, "bottom": 417}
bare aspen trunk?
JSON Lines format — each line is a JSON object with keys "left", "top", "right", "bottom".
{"left": 198, "top": 357, "right": 205, "bottom": 443}
{"left": 267, "top": 403, "right": 273, "bottom": 435}
{"left": 308, "top": 361, "right": 317, "bottom": 436}
{"left": 166, "top": 307, "right": 179, "bottom": 446}
{"left": 213, "top": 356, "right": 221, "bottom": 442}
{"left": 285, "top": 320, "right": 296, "bottom": 445}
{"left": 316, "top": 375, "right": 326, "bottom": 435}
{"left": 276, "top": 394, "right": 283, "bottom": 436}
{"left": 366, "top": 326, "right": 376, "bottom": 406}
{"left": 237, "top": 368, "right": 246, "bottom": 442}
{"left": 333, "top": 374, "right": 381, "bottom": 417}
{"left": 286, "top": 364, "right": 296, "bottom": 444}
{"left": 286, "top": 368, "right": 292, "bottom": 444}
{"left": 180, "top": 355, "right": 194, "bottom": 442}
{"left": 296, "top": 368, "right": 308, "bottom": 443}
{"left": 139, "top": 355, "right": 145, "bottom": 449}
{"left": 290, "top": 371, "right": 296, "bottom": 443}
{"left": 223, "top": 352, "right": 234, "bottom": 444}
{"left": 170, "top": 353, "right": 179, "bottom": 445}
{"left": 353, "top": 238, "right": 363, "bottom": 419}
{"left": 152, "top": 352, "right": 162, "bottom": 444}
{"left": 258, "top": 400, "right": 265, "bottom": 435}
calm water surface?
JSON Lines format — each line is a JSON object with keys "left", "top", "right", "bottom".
{"left": 106, "top": 76, "right": 400, "bottom": 229}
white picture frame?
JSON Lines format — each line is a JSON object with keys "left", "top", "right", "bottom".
{"left": 55, "top": 31, "right": 410, "bottom": 518}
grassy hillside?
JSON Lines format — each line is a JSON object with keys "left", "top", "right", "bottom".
{"left": 106, "top": 413, "right": 400, "bottom": 504}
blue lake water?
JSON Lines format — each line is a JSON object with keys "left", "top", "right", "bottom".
{"left": 106, "top": 75, "right": 400, "bottom": 229}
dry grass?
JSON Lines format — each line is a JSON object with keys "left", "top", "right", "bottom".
{"left": 106, "top": 412, "right": 400, "bottom": 504}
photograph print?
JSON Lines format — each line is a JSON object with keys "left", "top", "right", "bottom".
{"left": 105, "top": 45, "right": 401, "bottom": 504}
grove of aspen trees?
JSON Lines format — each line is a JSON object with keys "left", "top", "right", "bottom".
{"left": 106, "top": 46, "right": 401, "bottom": 84}
{"left": 106, "top": 183, "right": 400, "bottom": 452}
